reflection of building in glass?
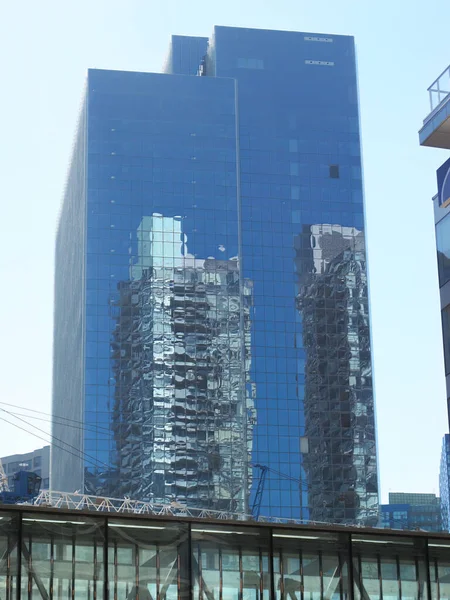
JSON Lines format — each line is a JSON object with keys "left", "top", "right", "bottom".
{"left": 53, "top": 27, "right": 378, "bottom": 522}
{"left": 440, "top": 434, "right": 450, "bottom": 530}
{"left": 296, "top": 225, "right": 378, "bottom": 525}
{"left": 108, "top": 215, "right": 254, "bottom": 511}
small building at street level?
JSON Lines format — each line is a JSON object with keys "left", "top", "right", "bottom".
{"left": 0, "top": 445, "right": 50, "bottom": 491}
{"left": 1, "top": 504, "right": 450, "bottom": 598}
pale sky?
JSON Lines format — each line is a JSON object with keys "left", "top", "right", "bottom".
{"left": 0, "top": 0, "right": 448, "bottom": 502}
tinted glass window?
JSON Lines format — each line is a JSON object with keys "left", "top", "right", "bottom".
{"left": 329, "top": 165, "right": 340, "bottom": 178}
{"left": 442, "top": 305, "right": 450, "bottom": 375}
{"left": 436, "top": 214, "right": 450, "bottom": 286}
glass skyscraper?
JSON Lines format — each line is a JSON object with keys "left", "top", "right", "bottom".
{"left": 52, "top": 26, "right": 378, "bottom": 524}
{"left": 441, "top": 434, "right": 450, "bottom": 530}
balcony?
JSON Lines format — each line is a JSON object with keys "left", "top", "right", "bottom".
{"left": 419, "top": 64, "right": 450, "bottom": 149}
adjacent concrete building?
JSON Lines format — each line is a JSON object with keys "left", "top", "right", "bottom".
{"left": 0, "top": 445, "right": 50, "bottom": 490}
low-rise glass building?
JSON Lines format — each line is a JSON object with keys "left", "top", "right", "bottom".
{"left": 381, "top": 494, "right": 442, "bottom": 533}
{"left": 1, "top": 504, "right": 450, "bottom": 598}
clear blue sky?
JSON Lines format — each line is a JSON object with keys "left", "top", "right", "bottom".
{"left": 0, "top": 0, "right": 448, "bottom": 502}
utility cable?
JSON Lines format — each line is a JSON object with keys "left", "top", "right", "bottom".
{"left": 0, "top": 400, "right": 149, "bottom": 436}
{"left": 0, "top": 404, "right": 383, "bottom": 525}
{"left": 0, "top": 407, "right": 111, "bottom": 472}
{"left": 6, "top": 410, "right": 111, "bottom": 438}
{"left": 0, "top": 416, "right": 108, "bottom": 473}
{"left": 0, "top": 400, "right": 111, "bottom": 434}
{"left": 2, "top": 414, "right": 386, "bottom": 529}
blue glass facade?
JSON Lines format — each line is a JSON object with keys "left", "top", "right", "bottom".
{"left": 164, "top": 35, "right": 209, "bottom": 75}
{"left": 52, "top": 26, "right": 378, "bottom": 524}
{"left": 381, "top": 495, "right": 442, "bottom": 533}
{"left": 440, "top": 434, "right": 450, "bottom": 531}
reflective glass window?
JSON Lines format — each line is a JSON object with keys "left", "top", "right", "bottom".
{"left": 0, "top": 513, "right": 18, "bottom": 600}
{"left": 329, "top": 165, "right": 340, "bottom": 179}
{"left": 436, "top": 214, "right": 450, "bottom": 286}
{"left": 352, "top": 534, "right": 427, "bottom": 600}
{"left": 442, "top": 305, "right": 450, "bottom": 376}
{"left": 191, "top": 524, "right": 270, "bottom": 600}
{"left": 237, "top": 58, "right": 264, "bottom": 69}
{"left": 429, "top": 539, "right": 450, "bottom": 600}
{"left": 21, "top": 514, "right": 104, "bottom": 600}
{"left": 108, "top": 520, "right": 189, "bottom": 600}
{"left": 273, "top": 529, "right": 349, "bottom": 599}
{"left": 290, "top": 163, "right": 299, "bottom": 176}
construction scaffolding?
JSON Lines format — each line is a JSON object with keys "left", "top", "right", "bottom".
{"left": 32, "top": 489, "right": 379, "bottom": 527}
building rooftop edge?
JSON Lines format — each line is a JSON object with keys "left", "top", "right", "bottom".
{"left": 212, "top": 24, "right": 355, "bottom": 39}
{"left": 3, "top": 503, "right": 450, "bottom": 539}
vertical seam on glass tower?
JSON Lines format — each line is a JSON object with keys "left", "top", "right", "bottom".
{"left": 234, "top": 77, "right": 249, "bottom": 515}
{"left": 354, "top": 41, "right": 381, "bottom": 512}
{"left": 81, "top": 78, "right": 88, "bottom": 494}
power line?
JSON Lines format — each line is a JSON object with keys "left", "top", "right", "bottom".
{"left": 2, "top": 414, "right": 383, "bottom": 528}
{"left": 0, "top": 400, "right": 111, "bottom": 434}
{"left": 0, "top": 407, "right": 111, "bottom": 471}
{"left": 0, "top": 408, "right": 111, "bottom": 472}
{"left": 6, "top": 410, "right": 112, "bottom": 438}
{"left": 0, "top": 415, "right": 107, "bottom": 474}
{"left": 0, "top": 405, "right": 381, "bottom": 525}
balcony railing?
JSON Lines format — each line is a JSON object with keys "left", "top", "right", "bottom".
{"left": 425, "top": 64, "right": 450, "bottom": 121}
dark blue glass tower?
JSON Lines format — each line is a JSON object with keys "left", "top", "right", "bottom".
{"left": 52, "top": 26, "right": 378, "bottom": 524}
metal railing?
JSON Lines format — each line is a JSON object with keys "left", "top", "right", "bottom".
{"left": 426, "top": 64, "right": 450, "bottom": 118}
{"left": 32, "top": 489, "right": 380, "bottom": 528}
